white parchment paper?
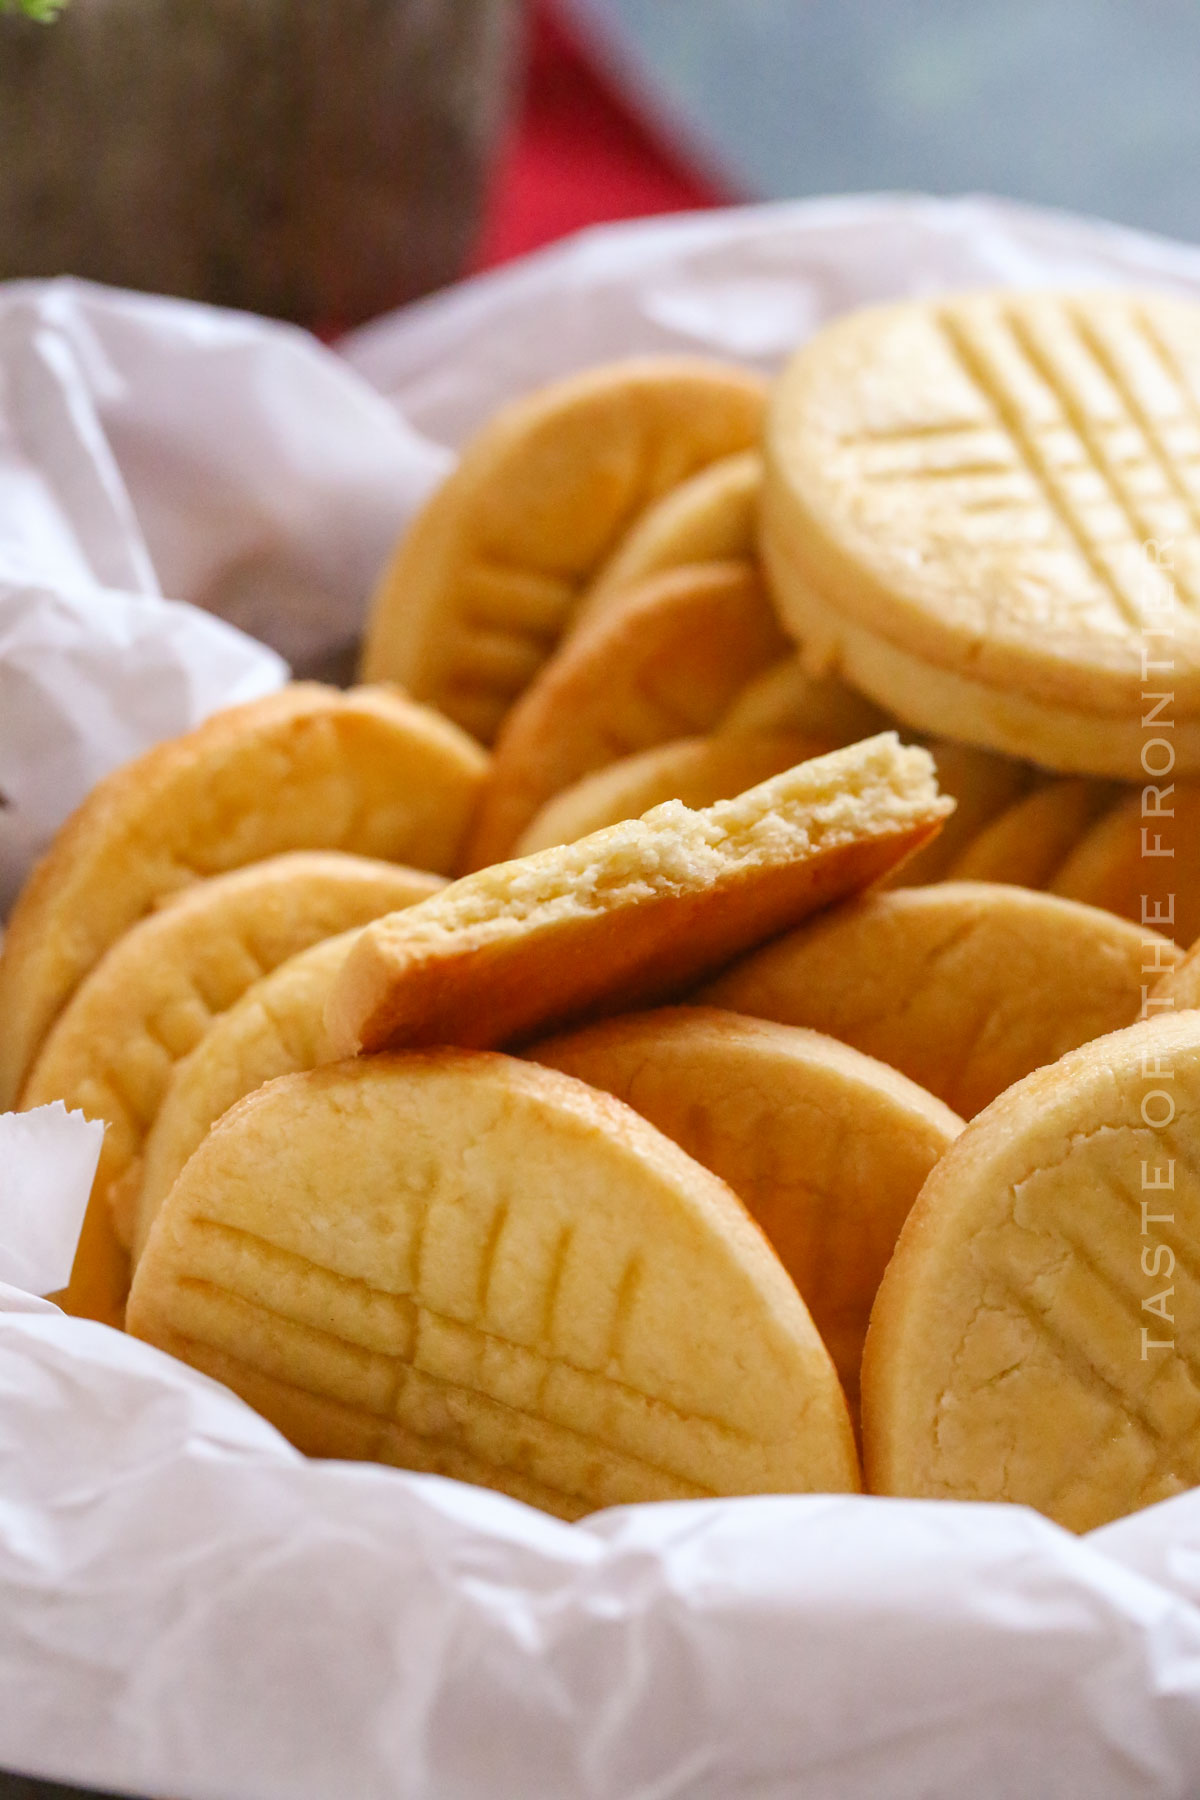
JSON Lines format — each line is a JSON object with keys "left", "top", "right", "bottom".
{"left": 0, "top": 278, "right": 446, "bottom": 912}
{"left": 7, "top": 195, "right": 1200, "bottom": 1798}
{"left": 342, "top": 190, "right": 1200, "bottom": 446}
{"left": 0, "top": 1104, "right": 101, "bottom": 1294}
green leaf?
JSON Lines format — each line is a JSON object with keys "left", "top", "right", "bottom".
{"left": 0, "top": 0, "right": 70, "bottom": 18}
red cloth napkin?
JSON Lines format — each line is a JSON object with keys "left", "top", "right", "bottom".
{"left": 474, "top": 2, "right": 731, "bottom": 270}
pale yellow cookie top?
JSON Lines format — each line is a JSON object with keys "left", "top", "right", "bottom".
{"left": 578, "top": 447, "right": 762, "bottom": 622}
{"left": 0, "top": 683, "right": 485, "bottom": 1111}
{"left": 764, "top": 290, "right": 1200, "bottom": 717}
{"left": 326, "top": 733, "right": 951, "bottom": 1060}
{"left": 462, "top": 558, "right": 787, "bottom": 871}
{"left": 700, "top": 880, "right": 1177, "bottom": 1119}
{"left": 361, "top": 358, "right": 766, "bottom": 743}
{"left": 513, "top": 731, "right": 827, "bottom": 857}
{"left": 528, "top": 1005, "right": 962, "bottom": 1407}
{"left": 135, "top": 929, "right": 358, "bottom": 1262}
{"left": 128, "top": 1050, "right": 859, "bottom": 1518}
{"left": 862, "top": 1011, "right": 1200, "bottom": 1532}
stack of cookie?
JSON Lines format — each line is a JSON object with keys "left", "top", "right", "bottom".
{"left": 6, "top": 288, "right": 1200, "bottom": 1535}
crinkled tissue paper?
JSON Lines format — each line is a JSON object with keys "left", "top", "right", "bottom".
{"left": 6, "top": 194, "right": 1200, "bottom": 1799}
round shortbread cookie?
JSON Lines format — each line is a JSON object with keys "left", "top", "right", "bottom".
{"left": 528, "top": 1007, "right": 962, "bottom": 1406}
{"left": 326, "top": 735, "right": 951, "bottom": 1061}
{"left": 894, "top": 740, "right": 1038, "bottom": 888}
{"left": 462, "top": 560, "right": 788, "bottom": 871}
{"left": 513, "top": 732, "right": 828, "bottom": 856}
{"left": 763, "top": 291, "right": 1200, "bottom": 776}
{"left": 862, "top": 1011, "right": 1200, "bottom": 1532}
{"left": 0, "top": 684, "right": 486, "bottom": 1111}
{"left": 699, "top": 881, "right": 1177, "bottom": 1119}
{"left": 134, "top": 931, "right": 355, "bottom": 1264}
{"left": 20, "top": 855, "right": 441, "bottom": 1327}
{"left": 361, "top": 359, "right": 766, "bottom": 744}
{"left": 719, "top": 653, "right": 890, "bottom": 746}
{"left": 127, "top": 1052, "right": 860, "bottom": 1519}
{"left": 576, "top": 449, "right": 761, "bottom": 623}
{"left": 1049, "top": 784, "right": 1200, "bottom": 947}
{"left": 948, "top": 778, "right": 1116, "bottom": 887}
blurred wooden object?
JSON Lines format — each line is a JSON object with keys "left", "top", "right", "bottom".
{"left": 0, "top": 0, "right": 517, "bottom": 324}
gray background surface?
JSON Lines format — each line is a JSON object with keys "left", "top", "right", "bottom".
{"left": 568, "top": 0, "right": 1200, "bottom": 242}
